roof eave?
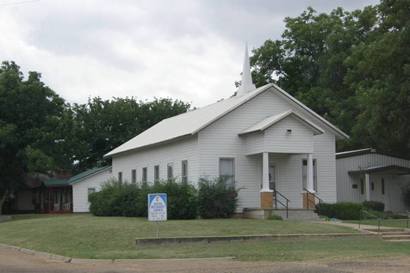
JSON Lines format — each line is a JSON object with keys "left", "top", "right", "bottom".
{"left": 272, "top": 84, "right": 349, "bottom": 140}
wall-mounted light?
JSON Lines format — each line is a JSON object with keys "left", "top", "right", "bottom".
{"left": 286, "top": 129, "right": 292, "bottom": 135}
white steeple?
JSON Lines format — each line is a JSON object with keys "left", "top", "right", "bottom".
{"left": 237, "top": 44, "right": 256, "bottom": 96}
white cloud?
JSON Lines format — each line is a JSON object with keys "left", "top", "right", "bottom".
{"left": 0, "top": 0, "right": 379, "bottom": 107}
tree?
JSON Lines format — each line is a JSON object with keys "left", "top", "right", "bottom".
{"left": 346, "top": 0, "right": 410, "bottom": 157}
{"left": 0, "top": 61, "right": 65, "bottom": 213}
{"left": 70, "top": 97, "right": 190, "bottom": 172}
{"left": 250, "top": 0, "right": 410, "bottom": 157}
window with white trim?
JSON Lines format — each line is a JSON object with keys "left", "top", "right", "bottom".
{"left": 142, "top": 167, "right": 147, "bottom": 183}
{"left": 154, "top": 165, "right": 160, "bottom": 182}
{"left": 181, "top": 160, "right": 188, "bottom": 183}
{"left": 219, "top": 158, "right": 235, "bottom": 187}
{"left": 131, "top": 169, "right": 136, "bottom": 184}
{"left": 167, "top": 163, "right": 173, "bottom": 180}
{"left": 87, "top": 188, "right": 96, "bottom": 202}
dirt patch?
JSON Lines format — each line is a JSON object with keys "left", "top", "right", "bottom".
{"left": 0, "top": 245, "right": 409, "bottom": 273}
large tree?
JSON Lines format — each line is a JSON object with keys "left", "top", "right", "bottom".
{"left": 70, "top": 97, "right": 190, "bottom": 172}
{"left": 0, "top": 61, "right": 65, "bottom": 213}
{"left": 251, "top": 0, "right": 410, "bottom": 157}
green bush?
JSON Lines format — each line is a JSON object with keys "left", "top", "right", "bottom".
{"left": 268, "top": 214, "right": 283, "bottom": 220}
{"left": 198, "top": 178, "right": 238, "bottom": 219}
{"left": 315, "top": 202, "right": 363, "bottom": 220}
{"left": 362, "top": 201, "right": 385, "bottom": 212}
{"left": 89, "top": 179, "right": 142, "bottom": 217}
{"left": 89, "top": 179, "right": 198, "bottom": 219}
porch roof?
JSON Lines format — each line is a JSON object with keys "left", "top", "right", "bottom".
{"left": 239, "top": 110, "right": 324, "bottom": 136}
{"left": 43, "top": 178, "right": 70, "bottom": 187}
{"left": 348, "top": 165, "right": 410, "bottom": 175}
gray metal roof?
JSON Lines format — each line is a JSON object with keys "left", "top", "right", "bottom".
{"left": 105, "top": 83, "right": 348, "bottom": 157}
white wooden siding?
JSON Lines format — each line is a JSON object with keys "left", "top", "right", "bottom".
{"left": 112, "top": 136, "right": 199, "bottom": 186}
{"left": 72, "top": 169, "right": 113, "bottom": 212}
{"left": 198, "top": 90, "right": 338, "bottom": 210}
{"left": 243, "top": 116, "right": 315, "bottom": 155}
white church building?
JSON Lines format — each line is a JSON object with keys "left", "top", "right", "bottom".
{"left": 72, "top": 47, "right": 349, "bottom": 216}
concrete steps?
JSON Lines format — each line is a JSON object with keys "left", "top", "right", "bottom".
{"left": 363, "top": 228, "right": 410, "bottom": 242}
{"left": 273, "top": 209, "right": 320, "bottom": 221}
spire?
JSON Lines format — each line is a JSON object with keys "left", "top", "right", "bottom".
{"left": 237, "top": 44, "right": 256, "bottom": 96}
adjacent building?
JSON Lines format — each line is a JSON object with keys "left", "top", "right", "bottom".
{"left": 336, "top": 148, "right": 410, "bottom": 212}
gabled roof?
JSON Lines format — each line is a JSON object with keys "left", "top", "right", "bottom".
{"left": 105, "top": 83, "right": 348, "bottom": 157}
{"left": 239, "top": 110, "right": 324, "bottom": 136}
{"left": 336, "top": 148, "right": 410, "bottom": 160}
{"left": 44, "top": 178, "right": 70, "bottom": 187}
{"left": 336, "top": 148, "right": 375, "bottom": 159}
{"left": 69, "top": 166, "right": 112, "bottom": 185}
{"left": 348, "top": 165, "right": 410, "bottom": 175}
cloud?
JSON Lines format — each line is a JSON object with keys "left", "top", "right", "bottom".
{"left": 0, "top": 0, "right": 379, "bottom": 107}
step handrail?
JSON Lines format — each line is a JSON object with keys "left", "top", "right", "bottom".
{"left": 273, "top": 190, "right": 290, "bottom": 219}
{"left": 303, "top": 187, "right": 323, "bottom": 209}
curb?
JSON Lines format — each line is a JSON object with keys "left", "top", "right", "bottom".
{"left": 0, "top": 243, "right": 71, "bottom": 263}
{"left": 135, "top": 232, "right": 376, "bottom": 246}
{"left": 0, "top": 243, "right": 235, "bottom": 263}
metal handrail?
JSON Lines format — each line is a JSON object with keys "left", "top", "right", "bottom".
{"left": 359, "top": 208, "right": 383, "bottom": 232}
{"left": 273, "top": 190, "right": 290, "bottom": 219}
{"left": 303, "top": 187, "right": 323, "bottom": 209}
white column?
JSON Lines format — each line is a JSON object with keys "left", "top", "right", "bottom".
{"left": 307, "top": 153, "right": 315, "bottom": 193}
{"left": 365, "top": 173, "right": 371, "bottom": 201}
{"left": 261, "top": 152, "right": 272, "bottom": 192}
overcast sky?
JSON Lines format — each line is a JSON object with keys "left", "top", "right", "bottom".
{"left": 0, "top": 0, "right": 379, "bottom": 107}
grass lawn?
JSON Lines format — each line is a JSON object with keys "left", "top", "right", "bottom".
{"left": 0, "top": 214, "right": 408, "bottom": 261}
{"left": 347, "top": 219, "right": 410, "bottom": 229}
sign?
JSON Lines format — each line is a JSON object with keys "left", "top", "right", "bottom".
{"left": 148, "top": 193, "right": 167, "bottom": 221}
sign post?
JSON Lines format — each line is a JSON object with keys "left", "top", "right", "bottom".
{"left": 148, "top": 193, "right": 167, "bottom": 238}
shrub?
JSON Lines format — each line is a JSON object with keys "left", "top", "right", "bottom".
{"left": 315, "top": 202, "right": 363, "bottom": 220}
{"left": 362, "top": 201, "right": 385, "bottom": 212}
{"left": 89, "top": 179, "right": 198, "bottom": 219}
{"left": 268, "top": 214, "right": 283, "bottom": 220}
{"left": 89, "top": 179, "right": 142, "bottom": 217}
{"left": 198, "top": 178, "right": 238, "bottom": 218}
{"left": 150, "top": 180, "right": 198, "bottom": 219}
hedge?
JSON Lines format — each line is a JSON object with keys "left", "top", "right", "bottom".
{"left": 362, "top": 201, "right": 385, "bottom": 212}
{"left": 198, "top": 178, "right": 238, "bottom": 219}
{"left": 89, "top": 178, "right": 238, "bottom": 219}
{"left": 315, "top": 202, "right": 363, "bottom": 220}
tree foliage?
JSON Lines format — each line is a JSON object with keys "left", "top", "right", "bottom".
{"left": 0, "top": 61, "right": 190, "bottom": 213}
{"left": 251, "top": 0, "right": 410, "bottom": 157}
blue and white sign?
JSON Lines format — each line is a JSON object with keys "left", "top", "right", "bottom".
{"left": 148, "top": 193, "right": 167, "bottom": 221}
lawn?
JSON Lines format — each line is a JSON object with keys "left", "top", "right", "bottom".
{"left": 0, "top": 214, "right": 408, "bottom": 261}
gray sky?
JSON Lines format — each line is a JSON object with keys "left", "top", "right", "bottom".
{"left": 0, "top": 0, "right": 379, "bottom": 107}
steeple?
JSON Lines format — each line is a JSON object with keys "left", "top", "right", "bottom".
{"left": 237, "top": 44, "right": 256, "bottom": 96}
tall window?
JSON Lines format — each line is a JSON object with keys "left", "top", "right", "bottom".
{"left": 154, "top": 165, "right": 160, "bottom": 182}
{"left": 302, "top": 159, "right": 317, "bottom": 191}
{"left": 181, "top": 160, "right": 188, "bottom": 183}
{"left": 381, "top": 178, "right": 385, "bottom": 195}
{"left": 118, "top": 172, "right": 123, "bottom": 183}
{"left": 131, "top": 169, "right": 136, "bottom": 184}
{"left": 219, "top": 158, "right": 235, "bottom": 187}
{"left": 87, "top": 188, "right": 96, "bottom": 202}
{"left": 360, "top": 178, "right": 364, "bottom": 195}
{"left": 142, "top": 167, "right": 147, "bottom": 183}
{"left": 167, "top": 163, "right": 173, "bottom": 180}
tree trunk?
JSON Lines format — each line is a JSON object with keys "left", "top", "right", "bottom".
{"left": 0, "top": 190, "right": 8, "bottom": 215}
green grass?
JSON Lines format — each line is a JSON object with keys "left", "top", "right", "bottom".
{"left": 347, "top": 219, "right": 410, "bottom": 229}
{"left": 0, "top": 214, "right": 408, "bottom": 261}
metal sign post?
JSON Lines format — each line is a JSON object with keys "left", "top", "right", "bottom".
{"left": 148, "top": 193, "right": 167, "bottom": 238}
